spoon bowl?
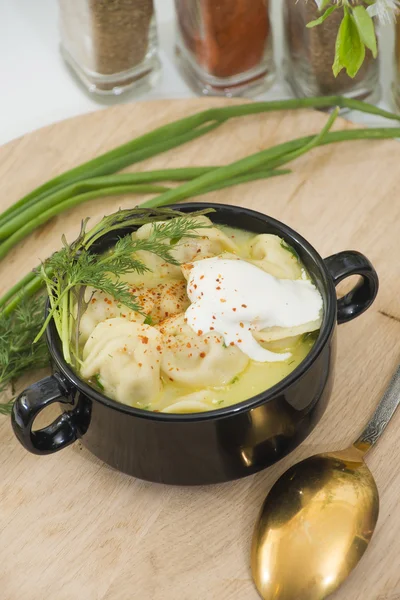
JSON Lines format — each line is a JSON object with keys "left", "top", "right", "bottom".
{"left": 252, "top": 447, "right": 379, "bottom": 600}
{"left": 252, "top": 364, "right": 400, "bottom": 600}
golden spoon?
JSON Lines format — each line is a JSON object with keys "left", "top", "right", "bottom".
{"left": 251, "top": 364, "right": 400, "bottom": 600}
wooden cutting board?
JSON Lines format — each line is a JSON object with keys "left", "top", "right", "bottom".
{"left": 0, "top": 99, "right": 400, "bottom": 600}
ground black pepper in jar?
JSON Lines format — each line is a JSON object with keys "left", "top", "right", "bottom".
{"left": 59, "top": 0, "right": 160, "bottom": 95}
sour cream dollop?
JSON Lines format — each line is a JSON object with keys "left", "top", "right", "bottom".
{"left": 184, "top": 257, "right": 323, "bottom": 363}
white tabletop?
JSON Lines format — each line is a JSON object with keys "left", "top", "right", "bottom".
{"left": 1, "top": 0, "right": 397, "bottom": 147}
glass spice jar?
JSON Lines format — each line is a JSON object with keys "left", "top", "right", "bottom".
{"left": 174, "top": 0, "right": 275, "bottom": 97}
{"left": 59, "top": 0, "right": 160, "bottom": 95}
{"left": 283, "top": 0, "right": 380, "bottom": 103}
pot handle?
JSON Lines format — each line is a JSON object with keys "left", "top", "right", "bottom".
{"left": 324, "top": 251, "right": 379, "bottom": 324}
{"left": 11, "top": 374, "right": 78, "bottom": 455}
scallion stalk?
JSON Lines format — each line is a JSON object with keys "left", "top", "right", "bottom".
{"left": 2, "top": 96, "right": 399, "bottom": 227}
{"left": 0, "top": 166, "right": 218, "bottom": 237}
{"left": 139, "top": 125, "right": 400, "bottom": 209}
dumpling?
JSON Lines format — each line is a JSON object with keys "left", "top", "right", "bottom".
{"left": 248, "top": 234, "right": 303, "bottom": 280}
{"left": 80, "top": 279, "right": 190, "bottom": 343}
{"left": 128, "top": 216, "right": 239, "bottom": 283}
{"left": 79, "top": 288, "right": 145, "bottom": 344}
{"left": 126, "top": 280, "right": 190, "bottom": 324}
{"left": 167, "top": 216, "right": 239, "bottom": 262}
{"left": 158, "top": 314, "right": 249, "bottom": 387}
{"left": 127, "top": 249, "right": 182, "bottom": 283}
{"left": 180, "top": 251, "right": 242, "bottom": 281}
{"left": 149, "top": 280, "right": 190, "bottom": 322}
{"left": 253, "top": 318, "right": 322, "bottom": 344}
{"left": 81, "top": 318, "right": 163, "bottom": 406}
{"left": 161, "top": 391, "right": 214, "bottom": 414}
{"left": 135, "top": 216, "right": 238, "bottom": 258}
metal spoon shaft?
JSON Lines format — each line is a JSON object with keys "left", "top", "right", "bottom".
{"left": 354, "top": 364, "right": 400, "bottom": 453}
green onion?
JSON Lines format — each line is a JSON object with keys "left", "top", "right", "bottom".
{"left": 0, "top": 166, "right": 218, "bottom": 236}
{"left": 140, "top": 124, "right": 400, "bottom": 209}
{"left": 0, "top": 121, "right": 224, "bottom": 226}
{"left": 0, "top": 168, "right": 290, "bottom": 260}
{"left": 2, "top": 96, "right": 399, "bottom": 227}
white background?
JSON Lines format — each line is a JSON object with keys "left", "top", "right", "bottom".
{"left": 0, "top": 0, "right": 397, "bottom": 146}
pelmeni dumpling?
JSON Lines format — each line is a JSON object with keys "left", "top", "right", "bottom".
{"left": 127, "top": 249, "right": 182, "bottom": 283}
{"left": 151, "top": 280, "right": 190, "bottom": 322}
{"left": 168, "top": 216, "right": 239, "bottom": 262}
{"left": 125, "top": 280, "right": 190, "bottom": 323}
{"left": 253, "top": 318, "right": 322, "bottom": 344}
{"left": 79, "top": 288, "right": 145, "bottom": 344}
{"left": 161, "top": 391, "right": 214, "bottom": 414}
{"left": 80, "top": 280, "right": 190, "bottom": 342}
{"left": 248, "top": 234, "right": 303, "bottom": 280}
{"left": 159, "top": 314, "right": 249, "bottom": 387}
{"left": 128, "top": 216, "right": 239, "bottom": 283}
{"left": 81, "top": 318, "right": 163, "bottom": 406}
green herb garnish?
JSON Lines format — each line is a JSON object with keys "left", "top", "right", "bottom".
{"left": 143, "top": 315, "right": 154, "bottom": 325}
{"left": 0, "top": 294, "right": 49, "bottom": 415}
{"left": 94, "top": 374, "right": 105, "bottom": 391}
{"left": 280, "top": 239, "right": 300, "bottom": 262}
{"left": 230, "top": 376, "right": 240, "bottom": 384}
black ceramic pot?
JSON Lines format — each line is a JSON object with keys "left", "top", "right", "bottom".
{"left": 11, "top": 203, "right": 378, "bottom": 485}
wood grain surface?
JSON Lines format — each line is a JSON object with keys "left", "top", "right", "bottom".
{"left": 0, "top": 99, "right": 399, "bottom": 600}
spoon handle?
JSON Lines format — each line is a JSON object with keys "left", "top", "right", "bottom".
{"left": 354, "top": 364, "right": 400, "bottom": 453}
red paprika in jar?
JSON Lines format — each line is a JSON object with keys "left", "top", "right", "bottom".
{"left": 175, "top": 0, "right": 274, "bottom": 96}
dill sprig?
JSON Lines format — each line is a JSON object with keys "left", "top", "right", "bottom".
{"left": 35, "top": 207, "right": 214, "bottom": 365}
{"left": 80, "top": 206, "right": 213, "bottom": 248}
{"left": 0, "top": 294, "right": 50, "bottom": 415}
